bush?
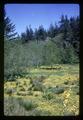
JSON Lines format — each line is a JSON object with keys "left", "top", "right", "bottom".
{"left": 64, "top": 81, "right": 69, "bottom": 85}
{"left": 46, "top": 86, "right": 65, "bottom": 94}
{"left": 42, "top": 86, "right": 64, "bottom": 100}
{"left": 61, "top": 45, "right": 79, "bottom": 64}
{"left": 42, "top": 92, "right": 54, "bottom": 100}
{"left": 42, "top": 40, "right": 63, "bottom": 65}
{"left": 5, "top": 88, "right": 16, "bottom": 95}
{"left": 4, "top": 37, "right": 79, "bottom": 81}
{"left": 18, "top": 98, "right": 37, "bottom": 110}
{"left": 71, "top": 86, "right": 79, "bottom": 95}
{"left": 4, "top": 40, "right": 26, "bottom": 80}
{"left": 31, "top": 79, "right": 45, "bottom": 91}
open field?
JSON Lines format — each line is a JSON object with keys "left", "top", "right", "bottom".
{"left": 4, "top": 64, "right": 79, "bottom": 116}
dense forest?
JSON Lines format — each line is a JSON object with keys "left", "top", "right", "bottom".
{"left": 4, "top": 10, "right": 80, "bottom": 80}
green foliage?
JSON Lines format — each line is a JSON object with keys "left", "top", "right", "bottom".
{"left": 21, "top": 25, "right": 34, "bottom": 43}
{"left": 71, "top": 86, "right": 79, "bottom": 95}
{"left": 4, "top": 64, "right": 79, "bottom": 116}
{"left": 61, "top": 45, "right": 79, "bottom": 64}
{"left": 64, "top": 81, "right": 69, "bottom": 85}
{"left": 4, "top": 40, "right": 27, "bottom": 80}
{"left": 4, "top": 9, "right": 17, "bottom": 40}
{"left": 42, "top": 86, "right": 64, "bottom": 100}
{"left": 4, "top": 15, "right": 79, "bottom": 80}
{"left": 31, "top": 79, "right": 45, "bottom": 91}
{"left": 5, "top": 88, "right": 16, "bottom": 95}
{"left": 42, "top": 91, "right": 54, "bottom": 100}
{"left": 4, "top": 35, "right": 79, "bottom": 81}
{"left": 47, "top": 86, "right": 64, "bottom": 94}
{"left": 18, "top": 98, "right": 37, "bottom": 110}
{"left": 35, "top": 25, "right": 47, "bottom": 41}
{"left": 47, "top": 23, "right": 58, "bottom": 38}
{"left": 42, "top": 40, "right": 62, "bottom": 65}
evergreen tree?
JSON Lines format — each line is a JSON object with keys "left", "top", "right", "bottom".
{"left": 25, "top": 27, "right": 30, "bottom": 42}
{"left": 59, "top": 15, "right": 71, "bottom": 48}
{"left": 54, "top": 23, "right": 59, "bottom": 35}
{"left": 28, "top": 25, "right": 34, "bottom": 40}
{"left": 47, "top": 23, "right": 55, "bottom": 38}
{"left": 21, "top": 32, "right": 27, "bottom": 43}
{"left": 21, "top": 25, "right": 34, "bottom": 43}
{"left": 47, "top": 23, "right": 59, "bottom": 38}
{"left": 69, "top": 16, "right": 80, "bottom": 56}
{"left": 34, "top": 28, "right": 39, "bottom": 43}
{"left": 37, "top": 25, "right": 47, "bottom": 41}
{"left": 4, "top": 9, "right": 17, "bottom": 40}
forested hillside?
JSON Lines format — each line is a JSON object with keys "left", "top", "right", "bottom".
{"left": 4, "top": 11, "right": 79, "bottom": 80}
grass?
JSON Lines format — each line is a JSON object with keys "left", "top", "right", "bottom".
{"left": 4, "top": 64, "right": 79, "bottom": 116}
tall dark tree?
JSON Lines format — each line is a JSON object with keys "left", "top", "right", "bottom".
{"left": 69, "top": 16, "right": 80, "bottom": 56}
{"left": 54, "top": 23, "right": 59, "bottom": 35}
{"left": 21, "top": 32, "right": 27, "bottom": 43}
{"left": 47, "top": 23, "right": 55, "bottom": 38}
{"left": 37, "top": 25, "right": 47, "bottom": 41}
{"left": 28, "top": 25, "right": 34, "bottom": 40}
{"left": 21, "top": 25, "right": 34, "bottom": 43}
{"left": 59, "top": 15, "right": 71, "bottom": 48}
{"left": 47, "top": 23, "right": 59, "bottom": 38}
{"left": 59, "top": 15, "right": 80, "bottom": 56}
{"left": 34, "top": 28, "right": 39, "bottom": 43}
{"left": 4, "top": 9, "right": 17, "bottom": 40}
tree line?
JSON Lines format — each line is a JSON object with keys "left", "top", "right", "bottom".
{"left": 4, "top": 10, "right": 80, "bottom": 57}
{"left": 4, "top": 10, "right": 80, "bottom": 80}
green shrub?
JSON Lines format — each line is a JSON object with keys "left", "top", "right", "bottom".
{"left": 37, "top": 75, "right": 46, "bottom": 82}
{"left": 64, "top": 81, "right": 69, "bottom": 85}
{"left": 31, "top": 79, "right": 45, "bottom": 91}
{"left": 5, "top": 88, "right": 16, "bottom": 95}
{"left": 4, "top": 40, "right": 27, "bottom": 81}
{"left": 46, "top": 86, "right": 65, "bottom": 94}
{"left": 4, "top": 37, "right": 79, "bottom": 81}
{"left": 61, "top": 45, "right": 79, "bottom": 64}
{"left": 42, "top": 92, "right": 54, "bottom": 100}
{"left": 42, "top": 87, "right": 64, "bottom": 100}
{"left": 71, "top": 86, "right": 79, "bottom": 95}
{"left": 18, "top": 99, "right": 37, "bottom": 110}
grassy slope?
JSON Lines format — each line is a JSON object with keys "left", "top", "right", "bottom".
{"left": 4, "top": 64, "right": 79, "bottom": 116}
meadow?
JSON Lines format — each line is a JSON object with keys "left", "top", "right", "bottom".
{"left": 4, "top": 64, "right": 79, "bottom": 116}
{"left": 4, "top": 5, "right": 80, "bottom": 116}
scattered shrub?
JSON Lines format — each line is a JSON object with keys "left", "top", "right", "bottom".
{"left": 42, "top": 92, "right": 54, "bottom": 100}
{"left": 5, "top": 88, "right": 16, "bottom": 95}
{"left": 64, "top": 81, "right": 69, "bottom": 85}
{"left": 71, "top": 86, "right": 79, "bottom": 95}
{"left": 31, "top": 79, "right": 45, "bottom": 91}
{"left": 37, "top": 75, "right": 46, "bottom": 82}
{"left": 46, "top": 86, "right": 65, "bottom": 94}
{"left": 18, "top": 99, "right": 37, "bottom": 110}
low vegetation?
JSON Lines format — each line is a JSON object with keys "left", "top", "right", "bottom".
{"left": 4, "top": 64, "right": 79, "bottom": 116}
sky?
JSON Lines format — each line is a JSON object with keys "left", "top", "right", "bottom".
{"left": 5, "top": 4, "right": 80, "bottom": 35}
